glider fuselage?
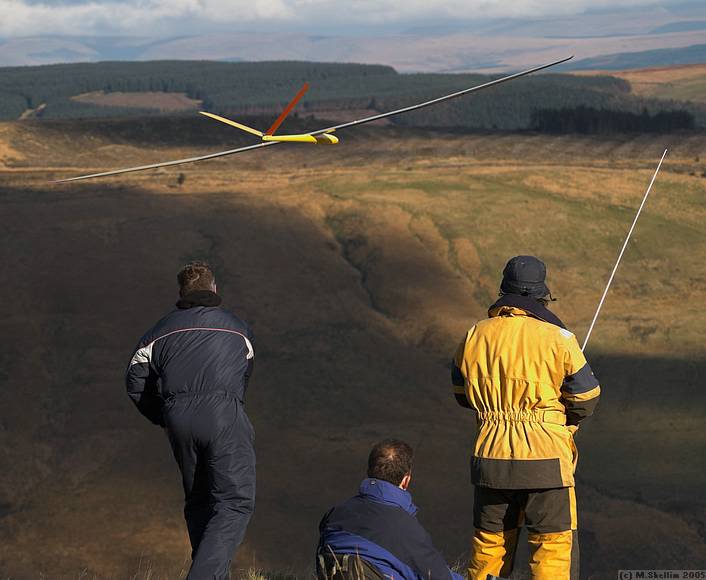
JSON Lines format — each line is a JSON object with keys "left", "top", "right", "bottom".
{"left": 261, "top": 132, "right": 338, "bottom": 144}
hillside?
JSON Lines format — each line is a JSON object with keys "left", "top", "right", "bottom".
{"left": 580, "top": 63, "right": 706, "bottom": 105}
{"left": 2, "top": 2, "right": 706, "bottom": 74}
{"left": 1, "top": 60, "right": 703, "bottom": 131}
{"left": 0, "top": 119, "right": 705, "bottom": 579}
{"left": 571, "top": 44, "right": 706, "bottom": 71}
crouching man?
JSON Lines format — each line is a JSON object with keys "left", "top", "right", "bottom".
{"left": 317, "top": 439, "right": 463, "bottom": 580}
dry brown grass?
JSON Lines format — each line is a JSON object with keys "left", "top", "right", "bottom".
{"left": 575, "top": 63, "right": 706, "bottom": 104}
{"left": 0, "top": 124, "right": 25, "bottom": 165}
{"left": 72, "top": 91, "right": 202, "bottom": 112}
{"left": 575, "top": 63, "right": 706, "bottom": 83}
{"left": 0, "top": 121, "right": 704, "bottom": 578}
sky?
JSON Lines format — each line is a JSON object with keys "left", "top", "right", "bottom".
{"left": 0, "top": 0, "right": 686, "bottom": 37}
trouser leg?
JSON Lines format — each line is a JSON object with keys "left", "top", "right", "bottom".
{"left": 527, "top": 531, "right": 578, "bottom": 580}
{"left": 468, "top": 487, "right": 524, "bottom": 580}
{"left": 166, "top": 416, "right": 211, "bottom": 557}
{"left": 469, "top": 528, "right": 519, "bottom": 579}
{"left": 184, "top": 459, "right": 212, "bottom": 555}
{"left": 187, "top": 409, "right": 256, "bottom": 580}
{"left": 524, "top": 486, "right": 579, "bottom": 580}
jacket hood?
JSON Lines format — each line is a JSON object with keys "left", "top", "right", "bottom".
{"left": 489, "top": 294, "right": 566, "bottom": 329}
{"left": 358, "top": 478, "right": 418, "bottom": 516}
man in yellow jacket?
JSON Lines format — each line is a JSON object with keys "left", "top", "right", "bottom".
{"left": 452, "top": 256, "right": 600, "bottom": 580}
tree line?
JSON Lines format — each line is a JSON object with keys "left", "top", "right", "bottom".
{"left": 530, "top": 106, "right": 695, "bottom": 133}
{"left": 0, "top": 60, "right": 701, "bottom": 131}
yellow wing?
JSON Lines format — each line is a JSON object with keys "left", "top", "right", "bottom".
{"left": 199, "top": 112, "right": 264, "bottom": 137}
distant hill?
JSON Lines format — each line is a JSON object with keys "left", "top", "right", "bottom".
{"left": 1, "top": 60, "right": 703, "bottom": 131}
{"left": 572, "top": 43, "right": 706, "bottom": 70}
{"left": 650, "top": 20, "right": 706, "bottom": 34}
{"left": 576, "top": 63, "right": 706, "bottom": 106}
{"left": 1, "top": 3, "right": 706, "bottom": 74}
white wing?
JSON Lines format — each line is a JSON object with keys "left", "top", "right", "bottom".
{"left": 52, "top": 141, "right": 278, "bottom": 183}
{"left": 53, "top": 56, "right": 573, "bottom": 183}
{"left": 310, "top": 56, "right": 574, "bottom": 135}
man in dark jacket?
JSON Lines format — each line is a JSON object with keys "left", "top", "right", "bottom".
{"left": 318, "top": 439, "right": 462, "bottom": 580}
{"left": 126, "top": 262, "right": 255, "bottom": 580}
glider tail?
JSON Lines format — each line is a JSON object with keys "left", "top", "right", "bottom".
{"left": 265, "top": 82, "right": 309, "bottom": 136}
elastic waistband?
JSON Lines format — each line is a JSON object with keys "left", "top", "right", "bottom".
{"left": 166, "top": 390, "right": 242, "bottom": 403}
{"left": 476, "top": 409, "right": 566, "bottom": 426}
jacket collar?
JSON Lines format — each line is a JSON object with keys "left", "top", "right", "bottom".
{"left": 358, "top": 478, "right": 418, "bottom": 516}
{"left": 488, "top": 294, "right": 566, "bottom": 329}
{"left": 176, "top": 290, "right": 222, "bottom": 309}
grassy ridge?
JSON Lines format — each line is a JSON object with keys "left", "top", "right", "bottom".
{"left": 1, "top": 122, "right": 705, "bottom": 577}
{"left": 604, "top": 63, "right": 706, "bottom": 105}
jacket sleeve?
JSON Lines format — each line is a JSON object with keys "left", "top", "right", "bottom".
{"left": 560, "top": 332, "right": 601, "bottom": 426}
{"left": 125, "top": 338, "right": 165, "bottom": 427}
{"left": 452, "top": 332, "right": 472, "bottom": 409}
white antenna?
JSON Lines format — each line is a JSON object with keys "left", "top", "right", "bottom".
{"left": 581, "top": 149, "right": 668, "bottom": 352}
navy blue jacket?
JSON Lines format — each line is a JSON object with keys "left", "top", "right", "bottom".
{"left": 125, "top": 291, "right": 254, "bottom": 425}
{"left": 319, "top": 479, "right": 463, "bottom": 580}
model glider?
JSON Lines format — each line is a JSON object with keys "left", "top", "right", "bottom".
{"left": 53, "top": 56, "right": 573, "bottom": 183}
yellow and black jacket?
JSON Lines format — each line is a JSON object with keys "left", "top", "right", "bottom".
{"left": 452, "top": 295, "right": 600, "bottom": 489}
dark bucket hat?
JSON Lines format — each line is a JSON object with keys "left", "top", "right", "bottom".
{"left": 500, "top": 255, "right": 551, "bottom": 298}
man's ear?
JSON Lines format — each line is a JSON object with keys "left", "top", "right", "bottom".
{"left": 399, "top": 473, "right": 412, "bottom": 491}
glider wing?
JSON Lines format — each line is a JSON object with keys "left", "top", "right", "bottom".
{"left": 199, "top": 112, "right": 264, "bottom": 136}
{"left": 309, "top": 56, "right": 574, "bottom": 136}
{"left": 53, "top": 57, "right": 572, "bottom": 182}
{"left": 52, "top": 141, "right": 278, "bottom": 183}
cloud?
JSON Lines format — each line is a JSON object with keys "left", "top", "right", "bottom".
{"left": 0, "top": 0, "right": 675, "bottom": 37}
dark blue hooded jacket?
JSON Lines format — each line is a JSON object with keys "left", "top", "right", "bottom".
{"left": 125, "top": 290, "right": 254, "bottom": 425}
{"left": 319, "top": 479, "right": 463, "bottom": 580}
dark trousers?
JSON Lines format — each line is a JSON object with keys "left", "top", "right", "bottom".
{"left": 470, "top": 486, "right": 579, "bottom": 580}
{"left": 165, "top": 392, "right": 256, "bottom": 580}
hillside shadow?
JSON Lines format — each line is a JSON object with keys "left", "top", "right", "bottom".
{"left": 0, "top": 181, "right": 704, "bottom": 578}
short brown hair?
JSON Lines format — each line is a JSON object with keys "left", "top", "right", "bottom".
{"left": 367, "top": 439, "right": 414, "bottom": 485}
{"left": 177, "top": 261, "right": 215, "bottom": 297}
